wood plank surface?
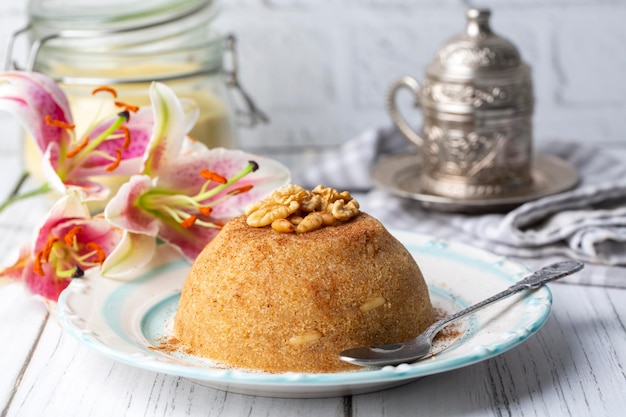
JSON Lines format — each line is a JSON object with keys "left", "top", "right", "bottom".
{"left": 353, "top": 284, "right": 626, "bottom": 417}
{"left": 2, "top": 283, "right": 625, "bottom": 417}
{"left": 2, "top": 147, "right": 626, "bottom": 416}
{"left": 0, "top": 285, "right": 48, "bottom": 411}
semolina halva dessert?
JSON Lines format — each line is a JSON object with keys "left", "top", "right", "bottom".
{"left": 174, "top": 184, "right": 435, "bottom": 373}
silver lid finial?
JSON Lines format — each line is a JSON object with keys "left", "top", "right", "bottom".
{"left": 466, "top": 8, "right": 492, "bottom": 37}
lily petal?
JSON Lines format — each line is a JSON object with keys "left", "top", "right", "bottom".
{"left": 0, "top": 244, "right": 31, "bottom": 281}
{"left": 101, "top": 231, "right": 157, "bottom": 279}
{"left": 0, "top": 71, "right": 73, "bottom": 152}
{"left": 180, "top": 98, "right": 200, "bottom": 134}
{"left": 22, "top": 258, "right": 70, "bottom": 301}
{"left": 105, "top": 173, "right": 216, "bottom": 261}
{"left": 141, "top": 82, "right": 189, "bottom": 177}
{"left": 40, "top": 142, "right": 67, "bottom": 196}
{"left": 41, "top": 148, "right": 111, "bottom": 201}
{"left": 33, "top": 192, "right": 90, "bottom": 251}
{"left": 104, "top": 175, "right": 161, "bottom": 236}
{"left": 157, "top": 219, "right": 221, "bottom": 262}
{"left": 13, "top": 193, "right": 123, "bottom": 301}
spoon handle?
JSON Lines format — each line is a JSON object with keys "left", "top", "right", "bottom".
{"left": 420, "top": 260, "right": 584, "bottom": 342}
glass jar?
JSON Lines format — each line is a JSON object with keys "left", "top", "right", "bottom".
{"left": 6, "top": 0, "right": 266, "bottom": 209}
{"left": 24, "top": 0, "right": 236, "bottom": 147}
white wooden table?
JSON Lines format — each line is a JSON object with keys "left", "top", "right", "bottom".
{"left": 2, "top": 275, "right": 625, "bottom": 416}
{"left": 1, "top": 152, "right": 626, "bottom": 417}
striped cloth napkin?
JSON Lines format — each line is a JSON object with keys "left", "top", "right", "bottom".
{"left": 292, "top": 127, "right": 626, "bottom": 287}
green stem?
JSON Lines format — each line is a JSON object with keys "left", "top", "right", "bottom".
{"left": 9, "top": 171, "right": 29, "bottom": 198}
{"left": 0, "top": 179, "right": 52, "bottom": 214}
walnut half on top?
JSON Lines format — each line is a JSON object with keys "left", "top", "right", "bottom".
{"left": 245, "top": 184, "right": 360, "bottom": 233}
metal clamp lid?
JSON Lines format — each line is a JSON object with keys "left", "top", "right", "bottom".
{"left": 5, "top": 0, "right": 214, "bottom": 72}
{"left": 3, "top": 13, "right": 268, "bottom": 128}
{"left": 224, "top": 35, "right": 269, "bottom": 128}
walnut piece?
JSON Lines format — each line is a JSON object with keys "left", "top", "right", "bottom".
{"left": 271, "top": 218, "right": 295, "bottom": 233}
{"left": 246, "top": 199, "right": 299, "bottom": 227}
{"left": 245, "top": 184, "right": 360, "bottom": 233}
{"left": 295, "top": 212, "right": 324, "bottom": 233}
{"left": 330, "top": 198, "right": 360, "bottom": 221}
{"left": 245, "top": 184, "right": 305, "bottom": 227}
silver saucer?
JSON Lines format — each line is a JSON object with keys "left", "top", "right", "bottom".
{"left": 371, "top": 153, "right": 579, "bottom": 213}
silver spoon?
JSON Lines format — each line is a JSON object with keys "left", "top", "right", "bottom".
{"left": 339, "top": 260, "right": 584, "bottom": 367}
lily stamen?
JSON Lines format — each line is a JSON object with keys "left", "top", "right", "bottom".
{"left": 106, "top": 149, "right": 123, "bottom": 172}
{"left": 92, "top": 86, "right": 118, "bottom": 98}
{"left": 85, "top": 242, "right": 106, "bottom": 265}
{"left": 66, "top": 136, "right": 90, "bottom": 158}
{"left": 42, "top": 237, "right": 60, "bottom": 262}
{"left": 69, "top": 113, "right": 128, "bottom": 168}
{"left": 142, "top": 193, "right": 197, "bottom": 211}
{"left": 73, "top": 251, "right": 101, "bottom": 268}
{"left": 63, "top": 226, "right": 83, "bottom": 248}
{"left": 34, "top": 237, "right": 64, "bottom": 276}
{"left": 194, "top": 161, "right": 259, "bottom": 202}
{"left": 138, "top": 161, "right": 261, "bottom": 230}
{"left": 181, "top": 215, "right": 198, "bottom": 229}
{"left": 33, "top": 252, "right": 46, "bottom": 276}
{"left": 45, "top": 115, "right": 75, "bottom": 130}
{"left": 228, "top": 185, "right": 254, "bottom": 196}
{"left": 157, "top": 204, "right": 192, "bottom": 225}
{"left": 200, "top": 170, "right": 227, "bottom": 184}
{"left": 193, "top": 218, "right": 224, "bottom": 229}
{"left": 29, "top": 221, "right": 111, "bottom": 283}
{"left": 115, "top": 101, "right": 139, "bottom": 113}
{"left": 119, "top": 126, "right": 131, "bottom": 149}
{"left": 199, "top": 206, "right": 213, "bottom": 216}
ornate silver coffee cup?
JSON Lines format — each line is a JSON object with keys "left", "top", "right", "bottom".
{"left": 387, "top": 8, "right": 534, "bottom": 200}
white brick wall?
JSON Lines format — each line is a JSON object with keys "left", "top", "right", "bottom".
{"left": 216, "top": 0, "right": 626, "bottom": 154}
{"left": 0, "top": 0, "right": 27, "bottom": 154}
{"left": 2, "top": 0, "right": 626, "bottom": 160}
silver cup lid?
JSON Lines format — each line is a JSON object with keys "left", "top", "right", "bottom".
{"left": 427, "top": 8, "right": 529, "bottom": 80}
{"left": 422, "top": 8, "right": 533, "bottom": 116}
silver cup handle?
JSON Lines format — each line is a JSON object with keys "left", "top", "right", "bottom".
{"left": 386, "top": 75, "right": 424, "bottom": 148}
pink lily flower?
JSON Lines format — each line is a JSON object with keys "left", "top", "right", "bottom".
{"left": 0, "top": 71, "right": 196, "bottom": 202}
{"left": 105, "top": 83, "right": 290, "bottom": 262}
{"left": 0, "top": 194, "right": 125, "bottom": 301}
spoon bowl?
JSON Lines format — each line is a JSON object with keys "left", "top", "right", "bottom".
{"left": 339, "top": 260, "right": 584, "bottom": 367}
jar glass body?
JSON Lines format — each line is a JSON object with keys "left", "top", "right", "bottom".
{"left": 33, "top": 40, "right": 236, "bottom": 149}
{"left": 22, "top": 0, "right": 236, "bottom": 209}
{"left": 27, "top": 0, "right": 235, "bottom": 148}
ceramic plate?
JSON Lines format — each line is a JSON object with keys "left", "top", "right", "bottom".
{"left": 371, "top": 153, "right": 579, "bottom": 213}
{"left": 57, "top": 232, "right": 552, "bottom": 398}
